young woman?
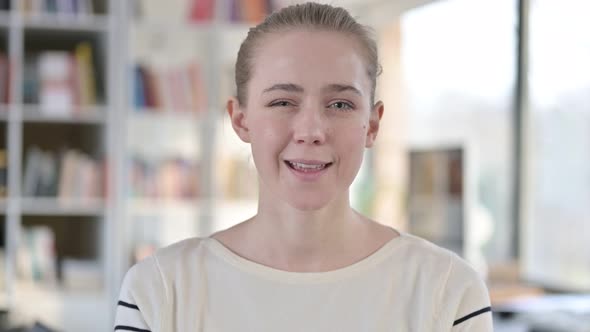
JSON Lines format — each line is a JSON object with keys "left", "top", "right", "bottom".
{"left": 115, "top": 3, "right": 493, "bottom": 331}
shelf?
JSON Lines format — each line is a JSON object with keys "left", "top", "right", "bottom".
{"left": 129, "top": 109, "right": 205, "bottom": 121}
{"left": 131, "top": 19, "right": 252, "bottom": 32}
{"left": 131, "top": 19, "right": 214, "bottom": 32}
{"left": 128, "top": 198, "right": 201, "bottom": 214}
{"left": 21, "top": 105, "right": 107, "bottom": 124}
{"left": 21, "top": 14, "right": 110, "bottom": 32}
{"left": 20, "top": 197, "right": 105, "bottom": 216}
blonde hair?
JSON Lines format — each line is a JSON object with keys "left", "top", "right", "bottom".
{"left": 235, "top": 2, "right": 382, "bottom": 106}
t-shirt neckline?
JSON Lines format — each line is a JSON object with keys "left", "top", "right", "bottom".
{"left": 203, "top": 230, "right": 408, "bottom": 283}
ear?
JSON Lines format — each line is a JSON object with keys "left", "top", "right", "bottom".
{"left": 365, "top": 101, "right": 384, "bottom": 148}
{"left": 227, "top": 97, "right": 251, "bottom": 143}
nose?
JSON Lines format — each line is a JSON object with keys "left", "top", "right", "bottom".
{"left": 292, "top": 107, "right": 327, "bottom": 145}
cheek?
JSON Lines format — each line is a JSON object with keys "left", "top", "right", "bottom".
{"left": 249, "top": 119, "right": 287, "bottom": 161}
{"left": 340, "top": 121, "right": 368, "bottom": 144}
{"left": 335, "top": 122, "right": 368, "bottom": 165}
{"left": 251, "top": 122, "right": 285, "bottom": 146}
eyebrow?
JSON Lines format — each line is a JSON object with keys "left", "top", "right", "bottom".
{"left": 262, "top": 83, "right": 362, "bottom": 96}
{"left": 324, "top": 84, "right": 362, "bottom": 96}
{"left": 263, "top": 83, "right": 304, "bottom": 94}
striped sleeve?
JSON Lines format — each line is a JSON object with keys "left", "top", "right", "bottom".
{"left": 115, "top": 299, "right": 150, "bottom": 332}
{"left": 442, "top": 254, "right": 494, "bottom": 331}
{"left": 114, "top": 256, "right": 166, "bottom": 332}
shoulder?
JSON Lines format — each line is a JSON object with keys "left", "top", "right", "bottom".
{"left": 396, "top": 232, "right": 458, "bottom": 275}
{"left": 116, "top": 254, "right": 164, "bottom": 330}
{"left": 126, "top": 237, "right": 207, "bottom": 281}
{"left": 397, "top": 233, "right": 492, "bottom": 329}
{"left": 117, "top": 237, "right": 208, "bottom": 319}
{"left": 443, "top": 253, "right": 492, "bottom": 330}
{"left": 152, "top": 236, "right": 208, "bottom": 270}
{"left": 401, "top": 233, "right": 489, "bottom": 299}
{"left": 401, "top": 234, "right": 492, "bottom": 329}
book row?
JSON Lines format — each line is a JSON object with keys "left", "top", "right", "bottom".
{"left": 17, "top": 225, "right": 102, "bottom": 290}
{"left": 2, "top": 0, "right": 97, "bottom": 15}
{"left": 23, "top": 146, "right": 105, "bottom": 199}
{"left": 135, "top": 0, "right": 274, "bottom": 24}
{"left": 24, "top": 42, "right": 98, "bottom": 115}
{"left": 133, "top": 62, "right": 207, "bottom": 113}
{"left": 130, "top": 155, "right": 200, "bottom": 200}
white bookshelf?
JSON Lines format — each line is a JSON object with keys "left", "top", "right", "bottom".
{"left": 21, "top": 105, "right": 107, "bottom": 124}
{"left": 20, "top": 197, "right": 105, "bottom": 217}
{"left": 0, "top": 1, "right": 119, "bottom": 331}
{"left": 117, "top": 0, "right": 267, "bottom": 279}
{"left": 21, "top": 14, "right": 109, "bottom": 32}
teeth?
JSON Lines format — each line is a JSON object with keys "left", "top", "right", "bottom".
{"left": 288, "top": 161, "right": 328, "bottom": 171}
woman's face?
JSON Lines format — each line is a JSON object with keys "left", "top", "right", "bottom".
{"left": 230, "top": 29, "right": 382, "bottom": 211}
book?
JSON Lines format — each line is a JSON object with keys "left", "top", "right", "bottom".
{"left": 241, "top": 0, "right": 266, "bottom": 23}
{"left": 29, "top": 0, "right": 44, "bottom": 16}
{"left": 57, "top": 149, "right": 78, "bottom": 199}
{"left": 0, "top": 52, "right": 10, "bottom": 104}
{"left": 17, "top": 0, "right": 33, "bottom": 14}
{"left": 188, "top": 0, "right": 214, "bottom": 22}
{"left": 23, "top": 55, "right": 39, "bottom": 104}
{"left": 23, "top": 146, "right": 44, "bottom": 196}
{"left": 46, "top": 0, "right": 58, "bottom": 13}
{"left": 0, "top": 149, "right": 6, "bottom": 197}
{"left": 133, "top": 65, "right": 147, "bottom": 108}
{"left": 143, "top": 65, "right": 159, "bottom": 108}
{"left": 37, "top": 149, "right": 58, "bottom": 196}
{"left": 37, "top": 51, "right": 75, "bottom": 115}
{"left": 74, "top": 42, "right": 97, "bottom": 107}
{"left": 17, "top": 226, "right": 57, "bottom": 285}
{"left": 56, "top": 0, "right": 75, "bottom": 15}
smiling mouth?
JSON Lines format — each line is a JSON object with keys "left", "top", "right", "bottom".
{"left": 284, "top": 160, "right": 333, "bottom": 172}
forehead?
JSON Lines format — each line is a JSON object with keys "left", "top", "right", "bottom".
{"left": 249, "top": 29, "right": 370, "bottom": 95}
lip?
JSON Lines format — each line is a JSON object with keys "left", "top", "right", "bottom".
{"left": 284, "top": 159, "right": 333, "bottom": 181}
{"left": 284, "top": 159, "right": 331, "bottom": 165}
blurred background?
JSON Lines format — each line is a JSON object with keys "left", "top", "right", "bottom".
{"left": 0, "top": 0, "right": 587, "bottom": 331}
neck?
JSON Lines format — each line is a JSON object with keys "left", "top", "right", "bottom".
{"left": 244, "top": 189, "right": 367, "bottom": 271}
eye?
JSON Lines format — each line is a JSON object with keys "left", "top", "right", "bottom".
{"left": 328, "top": 101, "right": 354, "bottom": 111}
{"left": 268, "top": 100, "right": 294, "bottom": 107}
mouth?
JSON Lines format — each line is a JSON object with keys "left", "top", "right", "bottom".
{"left": 284, "top": 160, "right": 333, "bottom": 172}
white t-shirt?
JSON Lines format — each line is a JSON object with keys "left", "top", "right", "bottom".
{"left": 115, "top": 232, "right": 493, "bottom": 331}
